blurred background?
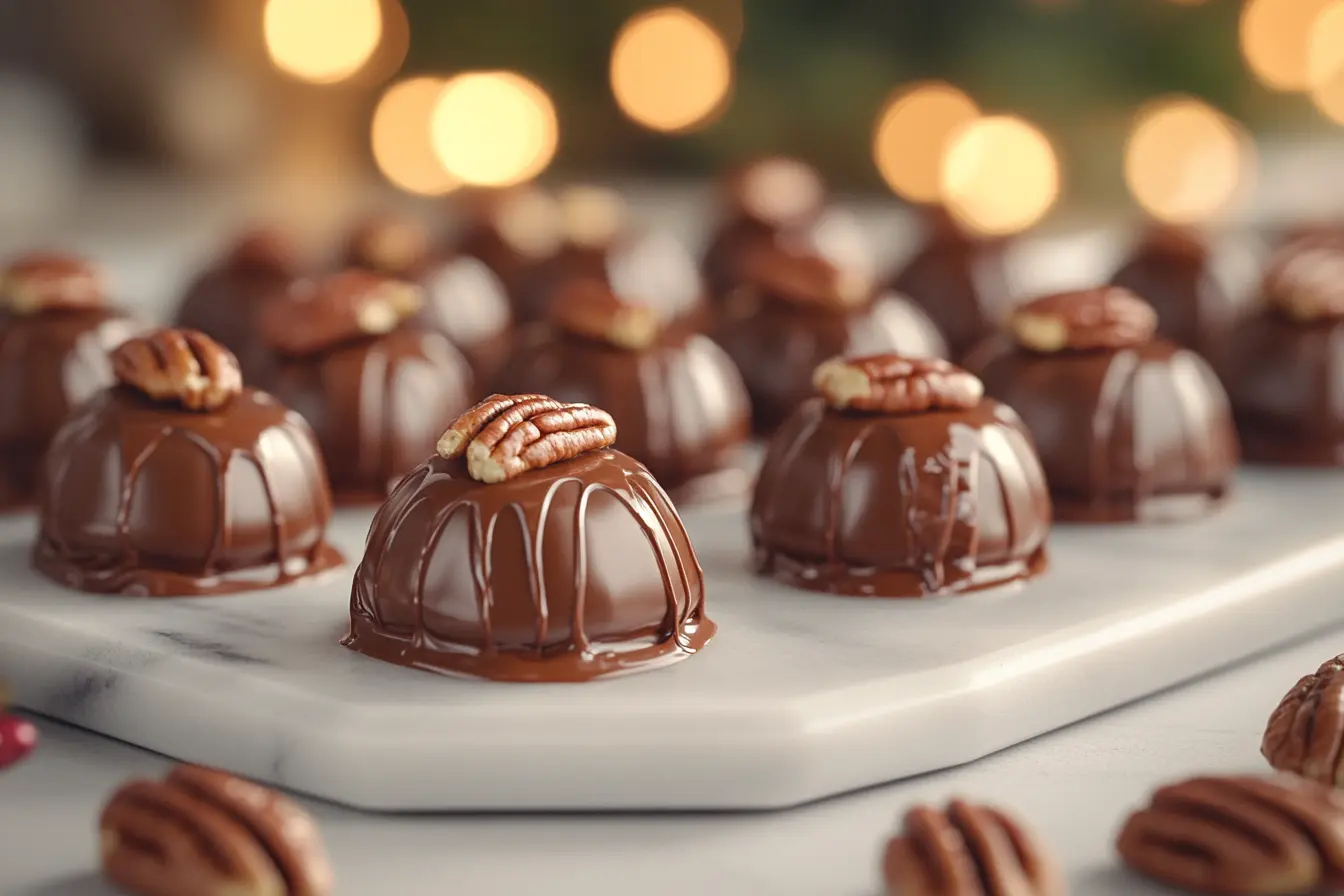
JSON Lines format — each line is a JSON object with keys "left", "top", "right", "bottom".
{"left": 0, "top": 0, "right": 1342, "bottom": 258}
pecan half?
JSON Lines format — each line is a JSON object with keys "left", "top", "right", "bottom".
{"left": 882, "top": 799, "right": 1063, "bottom": 896}
{"left": 260, "top": 270, "right": 423, "bottom": 356}
{"left": 1263, "top": 240, "right": 1344, "bottom": 322}
{"left": 436, "top": 393, "right": 617, "bottom": 483}
{"left": 550, "top": 279, "right": 661, "bottom": 350}
{"left": 1263, "top": 654, "right": 1344, "bottom": 785}
{"left": 1116, "top": 774, "right": 1344, "bottom": 894}
{"left": 1, "top": 252, "right": 105, "bottom": 315}
{"left": 112, "top": 328, "right": 243, "bottom": 411}
{"left": 737, "top": 247, "right": 870, "bottom": 312}
{"left": 814, "top": 354, "right": 983, "bottom": 414}
{"left": 1010, "top": 287, "right": 1157, "bottom": 352}
{"left": 100, "top": 763, "right": 333, "bottom": 896}
{"left": 345, "top": 215, "right": 430, "bottom": 276}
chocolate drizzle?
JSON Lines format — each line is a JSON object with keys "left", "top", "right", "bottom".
{"left": 344, "top": 449, "right": 713, "bottom": 681}
{"left": 33, "top": 387, "right": 342, "bottom": 596}
{"left": 751, "top": 397, "right": 1050, "bottom": 598}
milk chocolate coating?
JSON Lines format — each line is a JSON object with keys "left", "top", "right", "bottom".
{"left": 344, "top": 448, "right": 714, "bottom": 681}
{"left": 1218, "top": 309, "right": 1344, "bottom": 465}
{"left": 263, "top": 328, "right": 473, "bottom": 504}
{"left": 714, "top": 290, "right": 947, "bottom": 436}
{"left": 175, "top": 233, "right": 299, "bottom": 382}
{"left": 0, "top": 308, "right": 142, "bottom": 510}
{"left": 1109, "top": 226, "right": 1236, "bottom": 360}
{"left": 751, "top": 397, "right": 1051, "bottom": 597}
{"left": 33, "top": 386, "right": 342, "bottom": 596}
{"left": 452, "top": 186, "right": 560, "bottom": 312}
{"left": 972, "top": 339, "right": 1238, "bottom": 522}
{"left": 888, "top": 212, "right": 1012, "bottom": 360}
{"left": 493, "top": 327, "right": 751, "bottom": 503}
{"left": 413, "top": 254, "right": 514, "bottom": 384}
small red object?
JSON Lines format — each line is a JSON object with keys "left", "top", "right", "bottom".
{"left": 0, "top": 712, "right": 38, "bottom": 770}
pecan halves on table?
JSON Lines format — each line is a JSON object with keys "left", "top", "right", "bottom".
{"left": 1263, "top": 653, "right": 1344, "bottom": 785}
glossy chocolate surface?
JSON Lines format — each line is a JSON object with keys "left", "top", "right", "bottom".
{"left": 263, "top": 328, "right": 473, "bottom": 504}
{"left": 452, "top": 186, "right": 562, "bottom": 313}
{"left": 888, "top": 213, "right": 1012, "bottom": 360}
{"left": 33, "top": 386, "right": 342, "bottom": 596}
{"left": 1109, "top": 227, "right": 1236, "bottom": 359}
{"left": 751, "top": 397, "right": 1051, "bottom": 597}
{"left": 414, "top": 254, "right": 514, "bottom": 384}
{"left": 0, "top": 308, "right": 142, "bottom": 510}
{"left": 972, "top": 339, "right": 1238, "bottom": 522}
{"left": 714, "top": 290, "right": 947, "bottom": 436}
{"left": 1219, "top": 309, "right": 1344, "bottom": 465}
{"left": 493, "top": 327, "right": 751, "bottom": 502}
{"left": 344, "top": 448, "right": 713, "bottom": 681}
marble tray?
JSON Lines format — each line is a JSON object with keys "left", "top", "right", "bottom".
{"left": 1, "top": 468, "right": 1342, "bottom": 811}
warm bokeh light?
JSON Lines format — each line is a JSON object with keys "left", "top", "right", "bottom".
{"left": 263, "top": 0, "right": 383, "bottom": 84}
{"left": 1308, "top": 1, "right": 1344, "bottom": 123}
{"left": 371, "top": 77, "right": 459, "bottom": 196}
{"left": 940, "top": 116, "right": 1060, "bottom": 237}
{"left": 430, "top": 72, "right": 558, "bottom": 188}
{"left": 610, "top": 6, "right": 734, "bottom": 133}
{"left": 872, "top": 82, "right": 980, "bottom": 204}
{"left": 1124, "top": 97, "right": 1248, "bottom": 224}
{"left": 1240, "top": 0, "right": 1336, "bottom": 91}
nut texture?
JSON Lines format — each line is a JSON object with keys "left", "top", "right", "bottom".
{"left": 1, "top": 252, "right": 105, "bottom": 315}
{"left": 100, "top": 763, "right": 333, "bottom": 896}
{"left": 436, "top": 393, "right": 618, "bottom": 483}
{"left": 1263, "top": 240, "right": 1344, "bottom": 322}
{"left": 1263, "top": 654, "right": 1344, "bottom": 785}
{"left": 260, "top": 270, "right": 423, "bottom": 356}
{"left": 738, "top": 248, "right": 871, "bottom": 311}
{"left": 1010, "top": 287, "right": 1158, "bottom": 353}
{"left": 549, "top": 279, "right": 661, "bottom": 350}
{"left": 882, "top": 799, "right": 1063, "bottom": 896}
{"left": 111, "top": 328, "right": 243, "bottom": 412}
{"left": 1116, "top": 774, "right": 1344, "bottom": 895}
{"left": 813, "top": 354, "right": 984, "bottom": 414}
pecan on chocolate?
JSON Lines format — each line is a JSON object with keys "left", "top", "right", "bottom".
{"left": 882, "top": 799, "right": 1063, "bottom": 896}
{"left": 738, "top": 247, "right": 870, "bottom": 312}
{"left": 436, "top": 393, "right": 617, "bottom": 483}
{"left": 813, "top": 354, "right": 983, "bottom": 414}
{"left": 1, "top": 252, "right": 105, "bottom": 315}
{"left": 345, "top": 215, "right": 430, "bottom": 276}
{"left": 1263, "top": 653, "right": 1344, "bottom": 785}
{"left": 111, "top": 328, "right": 243, "bottom": 412}
{"left": 100, "top": 763, "right": 333, "bottom": 896}
{"left": 1116, "top": 774, "right": 1344, "bottom": 895}
{"left": 1263, "top": 241, "right": 1344, "bottom": 322}
{"left": 550, "top": 279, "right": 661, "bottom": 350}
{"left": 260, "top": 270, "right": 423, "bottom": 356}
{"left": 1010, "top": 287, "right": 1157, "bottom": 353}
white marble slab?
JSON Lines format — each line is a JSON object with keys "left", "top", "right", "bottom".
{"left": 2, "top": 468, "right": 1343, "bottom": 811}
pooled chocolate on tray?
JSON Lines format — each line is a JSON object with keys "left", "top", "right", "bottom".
{"left": 0, "top": 252, "right": 143, "bottom": 511}
{"left": 343, "top": 213, "right": 514, "bottom": 383}
{"left": 1218, "top": 233, "right": 1344, "bottom": 465}
{"left": 751, "top": 355, "right": 1051, "bottom": 598}
{"left": 258, "top": 269, "right": 474, "bottom": 504}
{"left": 714, "top": 245, "right": 947, "bottom": 435}
{"left": 33, "top": 328, "right": 343, "bottom": 597}
{"left": 344, "top": 394, "right": 715, "bottom": 682}
{"left": 493, "top": 278, "right": 751, "bottom": 503}
{"left": 971, "top": 287, "right": 1238, "bottom": 523}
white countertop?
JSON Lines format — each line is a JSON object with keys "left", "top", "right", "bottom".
{"left": 2, "top": 623, "right": 1335, "bottom": 895}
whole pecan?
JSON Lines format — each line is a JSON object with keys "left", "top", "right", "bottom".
{"left": 345, "top": 215, "right": 430, "bottom": 276}
{"left": 813, "top": 354, "right": 983, "bottom": 414}
{"left": 1010, "top": 287, "right": 1157, "bottom": 353}
{"left": 1263, "top": 654, "right": 1344, "bottom": 785}
{"left": 550, "top": 279, "right": 661, "bottom": 350}
{"left": 260, "top": 270, "right": 423, "bottom": 356}
{"left": 738, "top": 247, "right": 870, "bottom": 312}
{"left": 436, "top": 393, "right": 617, "bottom": 483}
{"left": 1, "top": 252, "right": 106, "bottom": 315}
{"left": 100, "top": 763, "right": 333, "bottom": 896}
{"left": 1262, "top": 240, "right": 1344, "bottom": 322}
{"left": 882, "top": 799, "right": 1063, "bottom": 895}
{"left": 111, "top": 328, "right": 243, "bottom": 412}
{"left": 1116, "top": 774, "right": 1344, "bottom": 894}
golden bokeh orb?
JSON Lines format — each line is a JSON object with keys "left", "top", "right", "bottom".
{"left": 1308, "top": 1, "right": 1344, "bottom": 124}
{"left": 371, "top": 77, "right": 459, "bottom": 196}
{"left": 1240, "top": 0, "right": 1337, "bottom": 91}
{"left": 263, "top": 0, "right": 383, "bottom": 84}
{"left": 430, "top": 72, "right": 559, "bottom": 188}
{"left": 610, "top": 6, "right": 734, "bottom": 134}
{"left": 872, "top": 82, "right": 980, "bottom": 204}
{"left": 1124, "top": 96, "right": 1249, "bottom": 224}
{"left": 940, "top": 115, "right": 1060, "bottom": 237}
